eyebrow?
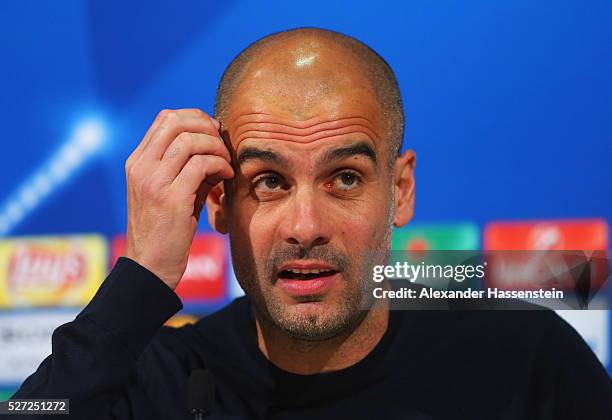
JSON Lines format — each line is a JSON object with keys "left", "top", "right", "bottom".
{"left": 321, "top": 142, "right": 378, "bottom": 166}
{"left": 236, "top": 147, "right": 291, "bottom": 170}
{"left": 236, "top": 141, "right": 378, "bottom": 170}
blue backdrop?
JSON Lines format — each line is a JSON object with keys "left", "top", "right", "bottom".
{"left": 0, "top": 1, "right": 611, "bottom": 395}
{"left": 1, "top": 0, "right": 610, "bottom": 237}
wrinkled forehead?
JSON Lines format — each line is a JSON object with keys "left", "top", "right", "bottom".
{"left": 223, "top": 41, "right": 386, "bottom": 154}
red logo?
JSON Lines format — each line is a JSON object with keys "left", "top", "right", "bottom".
{"left": 483, "top": 219, "right": 609, "bottom": 291}
{"left": 111, "top": 233, "right": 227, "bottom": 302}
{"left": 176, "top": 235, "right": 226, "bottom": 301}
{"left": 484, "top": 219, "right": 608, "bottom": 251}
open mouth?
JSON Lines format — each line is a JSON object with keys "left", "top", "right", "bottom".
{"left": 276, "top": 262, "right": 341, "bottom": 296}
{"left": 278, "top": 268, "right": 339, "bottom": 281}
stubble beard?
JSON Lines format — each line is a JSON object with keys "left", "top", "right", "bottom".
{"left": 230, "top": 189, "right": 396, "bottom": 342}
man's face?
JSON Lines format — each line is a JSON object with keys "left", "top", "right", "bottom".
{"left": 219, "top": 42, "right": 402, "bottom": 340}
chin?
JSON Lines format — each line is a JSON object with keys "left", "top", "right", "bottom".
{"left": 275, "top": 300, "right": 354, "bottom": 339}
{"left": 287, "top": 299, "right": 331, "bottom": 316}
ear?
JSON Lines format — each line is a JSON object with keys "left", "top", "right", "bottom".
{"left": 393, "top": 149, "right": 416, "bottom": 227}
{"left": 206, "top": 182, "right": 228, "bottom": 234}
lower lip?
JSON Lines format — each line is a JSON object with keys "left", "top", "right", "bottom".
{"left": 278, "top": 272, "right": 340, "bottom": 296}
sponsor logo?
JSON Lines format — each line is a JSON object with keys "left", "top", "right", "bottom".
{"left": 0, "top": 310, "right": 79, "bottom": 385}
{"left": 0, "top": 235, "right": 107, "bottom": 308}
{"left": 483, "top": 219, "right": 608, "bottom": 251}
{"left": 111, "top": 233, "right": 227, "bottom": 302}
{"left": 483, "top": 219, "right": 609, "bottom": 292}
{"left": 391, "top": 224, "right": 480, "bottom": 289}
{"left": 8, "top": 245, "right": 86, "bottom": 295}
{"left": 392, "top": 223, "right": 480, "bottom": 251}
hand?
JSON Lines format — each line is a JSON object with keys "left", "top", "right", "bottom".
{"left": 123, "top": 109, "right": 234, "bottom": 289}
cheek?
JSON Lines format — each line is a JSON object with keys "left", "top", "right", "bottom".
{"left": 336, "top": 202, "right": 392, "bottom": 246}
{"left": 338, "top": 219, "right": 382, "bottom": 250}
{"left": 240, "top": 203, "right": 283, "bottom": 257}
{"left": 334, "top": 188, "right": 392, "bottom": 224}
{"left": 248, "top": 218, "right": 274, "bottom": 254}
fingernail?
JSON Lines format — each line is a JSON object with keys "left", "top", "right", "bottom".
{"left": 211, "top": 118, "right": 221, "bottom": 129}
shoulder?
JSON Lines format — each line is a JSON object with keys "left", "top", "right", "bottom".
{"left": 398, "top": 307, "right": 610, "bottom": 386}
{"left": 169, "top": 296, "right": 253, "bottom": 362}
{"left": 155, "top": 296, "right": 251, "bottom": 348}
{"left": 134, "top": 297, "right": 252, "bottom": 380}
{"left": 192, "top": 295, "right": 251, "bottom": 336}
{"left": 395, "top": 306, "right": 596, "bottom": 364}
{"left": 455, "top": 306, "right": 593, "bottom": 354}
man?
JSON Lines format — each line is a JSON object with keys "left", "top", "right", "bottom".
{"left": 13, "top": 28, "right": 612, "bottom": 419}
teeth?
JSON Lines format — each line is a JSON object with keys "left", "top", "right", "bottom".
{"left": 286, "top": 268, "right": 331, "bottom": 274}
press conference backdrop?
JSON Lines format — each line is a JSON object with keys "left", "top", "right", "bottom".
{"left": 1, "top": 0, "right": 611, "bottom": 399}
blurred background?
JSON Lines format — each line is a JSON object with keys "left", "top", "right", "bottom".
{"left": 0, "top": 0, "right": 611, "bottom": 398}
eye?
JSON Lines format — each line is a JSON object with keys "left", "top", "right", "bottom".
{"left": 329, "top": 170, "right": 363, "bottom": 191}
{"left": 253, "top": 173, "right": 287, "bottom": 193}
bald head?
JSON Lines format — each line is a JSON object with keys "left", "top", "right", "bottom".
{"left": 214, "top": 28, "right": 404, "bottom": 163}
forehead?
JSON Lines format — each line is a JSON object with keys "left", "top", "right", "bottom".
{"left": 225, "top": 102, "right": 385, "bottom": 160}
{"left": 223, "top": 40, "right": 386, "bottom": 153}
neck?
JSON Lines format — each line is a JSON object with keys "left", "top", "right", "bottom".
{"left": 254, "top": 306, "right": 389, "bottom": 375}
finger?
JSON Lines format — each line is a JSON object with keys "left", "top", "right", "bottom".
{"left": 129, "top": 109, "right": 218, "bottom": 164}
{"left": 193, "top": 182, "right": 208, "bottom": 221}
{"left": 128, "top": 111, "right": 167, "bottom": 163}
{"left": 141, "top": 109, "right": 221, "bottom": 161}
{"left": 172, "top": 155, "right": 235, "bottom": 197}
{"left": 157, "top": 132, "right": 231, "bottom": 180}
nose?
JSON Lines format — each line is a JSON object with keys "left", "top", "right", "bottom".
{"left": 279, "top": 188, "right": 332, "bottom": 250}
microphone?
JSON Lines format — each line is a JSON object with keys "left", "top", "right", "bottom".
{"left": 187, "top": 369, "right": 215, "bottom": 420}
